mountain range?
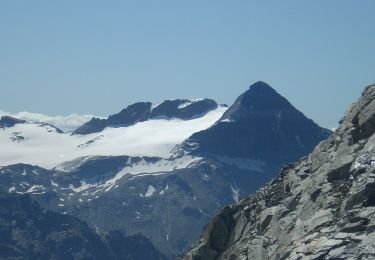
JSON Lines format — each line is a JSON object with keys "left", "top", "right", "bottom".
{"left": 0, "top": 81, "right": 333, "bottom": 258}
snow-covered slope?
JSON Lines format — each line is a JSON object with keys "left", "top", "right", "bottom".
{"left": 0, "top": 106, "right": 227, "bottom": 168}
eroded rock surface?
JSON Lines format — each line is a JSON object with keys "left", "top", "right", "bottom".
{"left": 185, "top": 85, "right": 375, "bottom": 260}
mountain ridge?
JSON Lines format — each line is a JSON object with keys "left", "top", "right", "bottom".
{"left": 73, "top": 98, "right": 220, "bottom": 135}
{"left": 184, "top": 85, "right": 375, "bottom": 259}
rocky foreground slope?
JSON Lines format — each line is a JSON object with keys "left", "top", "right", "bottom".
{"left": 184, "top": 85, "right": 375, "bottom": 259}
{"left": 0, "top": 193, "right": 166, "bottom": 260}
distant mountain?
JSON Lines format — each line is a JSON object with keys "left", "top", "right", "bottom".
{"left": 177, "top": 81, "right": 331, "bottom": 171}
{"left": 0, "top": 116, "right": 26, "bottom": 128}
{"left": 73, "top": 98, "right": 219, "bottom": 135}
{"left": 184, "top": 85, "right": 375, "bottom": 259}
{"left": 0, "top": 193, "right": 166, "bottom": 260}
{"left": 0, "top": 82, "right": 331, "bottom": 258}
{"left": 0, "top": 115, "right": 64, "bottom": 134}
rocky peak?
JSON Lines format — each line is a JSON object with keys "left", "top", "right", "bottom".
{"left": 220, "top": 81, "right": 291, "bottom": 122}
{"left": 248, "top": 80, "right": 277, "bottom": 93}
{"left": 179, "top": 82, "right": 331, "bottom": 169}
{"left": 343, "top": 85, "right": 375, "bottom": 142}
{"left": 107, "top": 102, "right": 153, "bottom": 126}
{"left": 151, "top": 99, "right": 218, "bottom": 120}
{"left": 72, "top": 98, "right": 219, "bottom": 135}
{"left": 0, "top": 116, "right": 26, "bottom": 128}
{"left": 184, "top": 84, "right": 375, "bottom": 260}
{"left": 72, "top": 117, "right": 106, "bottom": 135}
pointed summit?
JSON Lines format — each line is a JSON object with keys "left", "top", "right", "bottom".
{"left": 179, "top": 82, "right": 331, "bottom": 171}
{"left": 248, "top": 80, "right": 276, "bottom": 92}
{"left": 220, "top": 81, "right": 293, "bottom": 122}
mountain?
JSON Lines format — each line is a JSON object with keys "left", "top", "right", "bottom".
{"left": 0, "top": 116, "right": 26, "bottom": 128}
{"left": 0, "top": 105, "right": 226, "bottom": 168}
{"left": 178, "top": 81, "right": 331, "bottom": 170}
{"left": 184, "top": 85, "right": 375, "bottom": 259}
{"left": 73, "top": 98, "right": 219, "bottom": 135}
{"left": 0, "top": 115, "right": 64, "bottom": 133}
{"left": 0, "top": 82, "right": 331, "bottom": 258}
{"left": 0, "top": 193, "right": 166, "bottom": 260}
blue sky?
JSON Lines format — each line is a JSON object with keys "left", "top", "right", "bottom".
{"left": 1, "top": 1, "right": 374, "bottom": 128}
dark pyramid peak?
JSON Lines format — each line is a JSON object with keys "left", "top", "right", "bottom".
{"left": 0, "top": 116, "right": 26, "bottom": 128}
{"left": 244, "top": 81, "right": 289, "bottom": 108}
{"left": 248, "top": 81, "right": 277, "bottom": 93}
{"left": 221, "top": 81, "right": 293, "bottom": 122}
{"left": 179, "top": 82, "right": 331, "bottom": 167}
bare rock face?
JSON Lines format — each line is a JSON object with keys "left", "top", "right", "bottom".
{"left": 184, "top": 85, "right": 375, "bottom": 260}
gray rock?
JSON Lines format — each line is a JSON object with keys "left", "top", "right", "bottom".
{"left": 0, "top": 193, "right": 166, "bottom": 260}
{"left": 184, "top": 85, "right": 375, "bottom": 260}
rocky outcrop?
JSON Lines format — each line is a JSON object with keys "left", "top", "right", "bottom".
{"left": 0, "top": 116, "right": 64, "bottom": 134}
{"left": 0, "top": 116, "right": 26, "bottom": 128}
{"left": 0, "top": 192, "right": 166, "bottom": 260}
{"left": 150, "top": 99, "right": 219, "bottom": 120}
{"left": 0, "top": 192, "right": 113, "bottom": 259}
{"left": 184, "top": 85, "right": 375, "bottom": 260}
{"left": 72, "top": 99, "right": 219, "bottom": 135}
{"left": 73, "top": 117, "right": 107, "bottom": 135}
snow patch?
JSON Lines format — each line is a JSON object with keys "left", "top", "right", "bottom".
{"left": 231, "top": 185, "right": 240, "bottom": 204}
{"left": 91, "top": 156, "right": 201, "bottom": 193}
{"left": 144, "top": 185, "right": 157, "bottom": 197}
{"left": 26, "top": 185, "right": 44, "bottom": 193}
{"left": 177, "top": 101, "right": 192, "bottom": 109}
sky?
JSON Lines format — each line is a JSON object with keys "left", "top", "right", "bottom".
{"left": 0, "top": 1, "right": 374, "bottom": 129}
